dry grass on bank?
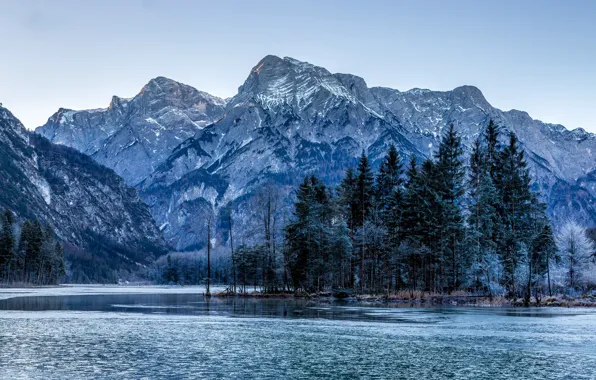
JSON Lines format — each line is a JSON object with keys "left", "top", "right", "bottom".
{"left": 210, "top": 286, "right": 596, "bottom": 307}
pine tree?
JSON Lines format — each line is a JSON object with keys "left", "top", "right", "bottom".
{"left": 420, "top": 158, "right": 445, "bottom": 290}
{"left": 286, "top": 174, "right": 353, "bottom": 292}
{"left": 206, "top": 215, "right": 212, "bottom": 296}
{"left": 398, "top": 156, "right": 443, "bottom": 291}
{"left": 528, "top": 224, "right": 556, "bottom": 300}
{"left": 355, "top": 151, "right": 375, "bottom": 228}
{"left": 26, "top": 220, "right": 44, "bottom": 283}
{"left": 0, "top": 208, "right": 15, "bottom": 281}
{"left": 484, "top": 119, "right": 501, "bottom": 182}
{"left": 17, "top": 220, "right": 32, "bottom": 281}
{"left": 39, "top": 225, "right": 55, "bottom": 284}
{"left": 286, "top": 176, "right": 320, "bottom": 291}
{"left": 234, "top": 245, "right": 264, "bottom": 293}
{"left": 354, "top": 152, "right": 374, "bottom": 291}
{"left": 52, "top": 242, "right": 66, "bottom": 284}
{"left": 338, "top": 168, "right": 358, "bottom": 233}
{"left": 385, "top": 184, "right": 405, "bottom": 291}
{"left": 434, "top": 124, "right": 466, "bottom": 290}
{"left": 310, "top": 175, "right": 333, "bottom": 291}
{"left": 327, "top": 218, "right": 352, "bottom": 289}
{"left": 467, "top": 139, "right": 502, "bottom": 294}
{"left": 497, "top": 134, "right": 534, "bottom": 297}
{"left": 375, "top": 144, "right": 403, "bottom": 219}
{"left": 397, "top": 156, "right": 420, "bottom": 290}
{"left": 399, "top": 156, "right": 421, "bottom": 243}
{"left": 338, "top": 168, "right": 358, "bottom": 287}
{"left": 165, "top": 255, "right": 179, "bottom": 284}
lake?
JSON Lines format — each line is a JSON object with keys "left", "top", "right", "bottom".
{"left": 0, "top": 287, "right": 595, "bottom": 379}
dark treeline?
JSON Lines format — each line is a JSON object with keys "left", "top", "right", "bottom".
{"left": 155, "top": 121, "right": 561, "bottom": 301}
{"left": 237, "top": 121, "right": 556, "bottom": 300}
{"left": 281, "top": 122, "right": 557, "bottom": 300}
{"left": 0, "top": 208, "right": 65, "bottom": 285}
{"left": 153, "top": 250, "right": 230, "bottom": 286}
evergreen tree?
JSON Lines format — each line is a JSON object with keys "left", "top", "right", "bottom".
{"left": 338, "top": 168, "right": 358, "bottom": 287}
{"left": 36, "top": 225, "right": 66, "bottom": 285}
{"left": 375, "top": 144, "right": 403, "bottom": 219}
{"left": 5, "top": 218, "right": 63, "bottom": 284}
{"left": 497, "top": 134, "right": 534, "bottom": 296}
{"left": 466, "top": 139, "right": 502, "bottom": 294}
{"left": 0, "top": 208, "right": 15, "bottom": 280}
{"left": 419, "top": 158, "right": 445, "bottom": 290}
{"left": 234, "top": 245, "right": 262, "bottom": 293}
{"left": 354, "top": 152, "right": 374, "bottom": 291}
{"left": 376, "top": 145, "right": 405, "bottom": 289}
{"left": 17, "top": 220, "right": 33, "bottom": 281}
{"left": 327, "top": 218, "right": 352, "bottom": 289}
{"left": 26, "top": 220, "right": 44, "bottom": 283}
{"left": 286, "top": 176, "right": 322, "bottom": 291}
{"left": 286, "top": 174, "right": 353, "bottom": 292}
{"left": 434, "top": 124, "right": 466, "bottom": 290}
{"left": 484, "top": 119, "right": 501, "bottom": 182}
{"left": 164, "top": 255, "right": 179, "bottom": 284}
{"left": 338, "top": 168, "right": 358, "bottom": 233}
{"left": 309, "top": 175, "right": 333, "bottom": 291}
{"left": 528, "top": 224, "right": 556, "bottom": 301}
{"left": 399, "top": 157, "right": 443, "bottom": 291}
{"left": 399, "top": 155, "right": 429, "bottom": 291}
{"left": 51, "top": 242, "right": 66, "bottom": 284}
{"left": 354, "top": 151, "right": 375, "bottom": 228}
{"left": 399, "top": 156, "right": 421, "bottom": 243}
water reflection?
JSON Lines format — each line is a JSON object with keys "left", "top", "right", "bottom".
{"left": 0, "top": 294, "right": 430, "bottom": 322}
{"left": 0, "top": 293, "right": 590, "bottom": 323}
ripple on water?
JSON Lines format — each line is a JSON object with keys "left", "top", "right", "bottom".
{"left": 0, "top": 297, "right": 595, "bottom": 379}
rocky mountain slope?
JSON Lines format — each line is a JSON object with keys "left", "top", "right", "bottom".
{"left": 37, "top": 55, "right": 596, "bottom": 250}
{"left": 39, "top": 77, "right": 226, "bottom": 186}
{"left": 1, "top": 106, "right": 166, "bottom": 281}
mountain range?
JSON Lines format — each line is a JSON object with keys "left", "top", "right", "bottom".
{"left": 33, "top": 55, "right": 596, "bottom": 252}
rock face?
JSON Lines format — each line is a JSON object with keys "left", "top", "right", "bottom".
{"left": 37, "top": 55, "right": 596, "bottom": 251}
{"left": 1, "top": 106, "right": 167, "bottom": 281}
{"left": 38, "top": 77, "right": 227, "bottom": 186}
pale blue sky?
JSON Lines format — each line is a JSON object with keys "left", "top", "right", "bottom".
{"left": 0, "top": 0, "right": 594, "bottom": 131}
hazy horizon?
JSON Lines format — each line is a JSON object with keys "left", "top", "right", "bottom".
{"left": 0, "top": 0, "right": 595, "bottom": 132}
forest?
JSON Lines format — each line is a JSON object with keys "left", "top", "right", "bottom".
{"left": 153, "top": 121, "right": 596, "bottom": 302}
{"left": 0, "top": 208, "right": 65, "bottom": 285}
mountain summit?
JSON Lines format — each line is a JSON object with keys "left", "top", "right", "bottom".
{"left": 38, "top": 77, "right": 227, "bottom": 185}
{"left": 235, "top": 56, "right": 361, "bottom": 110}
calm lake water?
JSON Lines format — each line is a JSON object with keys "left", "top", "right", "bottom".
{"left": 0, "top": 293, "right": 595, "bottom": 379}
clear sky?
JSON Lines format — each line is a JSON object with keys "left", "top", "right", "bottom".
{"left": 0, "top": 0, "right": 595, "bottom": 132}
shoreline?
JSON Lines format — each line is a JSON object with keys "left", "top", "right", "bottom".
{"left": 1, "top": 285, "right": 595, "bottom": 307}
{"left": 215, "top": 289, "right": 596, "bottom": 308}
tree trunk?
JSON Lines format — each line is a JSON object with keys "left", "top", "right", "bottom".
{"left": 547, "top": 253, "right": 552, "bottom": 297}
{"left": 229, "top": 211, "right": 236, "bottom": 294}
{"left": 206, "top": 217, "right": 211, "bottom": 297}
{"left": 524, "top": 255, "right": 532, "bottom": 307}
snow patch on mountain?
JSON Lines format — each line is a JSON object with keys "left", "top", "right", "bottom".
{"left": 32, "top": 176, "right": 51, "bottom": 205}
